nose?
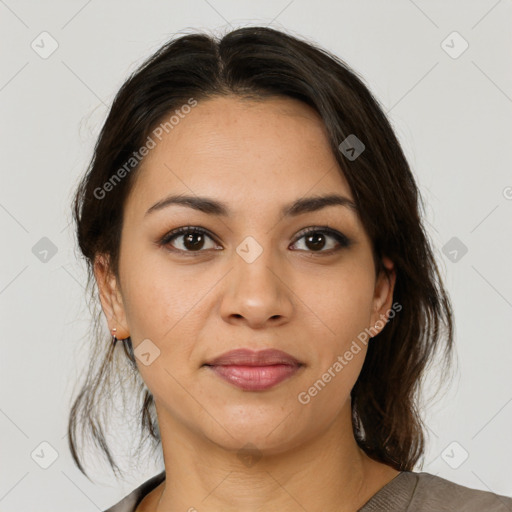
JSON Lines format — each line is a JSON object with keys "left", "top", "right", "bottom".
{"left": 219, "top": 243, "right": 294, "bottom": 329}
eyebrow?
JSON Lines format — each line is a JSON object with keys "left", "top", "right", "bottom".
{"left": 145, "top": 193, "right": 358, "bottom": 218}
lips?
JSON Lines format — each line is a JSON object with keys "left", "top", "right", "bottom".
{"left": 203, "top": 349, "right": 303, "bottom": 391}
{"left": 204, "top": 348, "right": 302, "bottom": 367}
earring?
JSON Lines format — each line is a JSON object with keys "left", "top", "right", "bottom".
{"left": 111, "top": 327, "right": 118, "bottom": 345}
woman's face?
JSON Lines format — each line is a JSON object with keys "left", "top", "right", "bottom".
{"left": 96, "top": 95, "right": 395, "bottom": 455}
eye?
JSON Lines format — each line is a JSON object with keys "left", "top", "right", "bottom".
{"left": 159, "top": 226, "right": 220, "bottom": 255}
{"left": 290, "top": 226, "right": 352, "bottom": 254}
{"left": 158, "top": 225, "right": 352, "bottom": 256}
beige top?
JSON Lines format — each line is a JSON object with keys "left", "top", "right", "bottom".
{"left": 104, "top": 470, "right": 512, "bottom": 511}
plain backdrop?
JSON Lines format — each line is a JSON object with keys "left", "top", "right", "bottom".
{"left": 1, "top": 1, "right": 511, "bottom": 510}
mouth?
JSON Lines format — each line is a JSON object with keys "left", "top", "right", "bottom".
{"left": 203, "top": 348, "right": 303, "bottom": 391}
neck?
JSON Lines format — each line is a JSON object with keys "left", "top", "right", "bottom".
{"left": 149, "top": 401, "right": 397, "bottom": 512}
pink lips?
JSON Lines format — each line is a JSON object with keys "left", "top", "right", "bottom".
{"left": 204, "top": 348, "right": 302, "bottom": 391}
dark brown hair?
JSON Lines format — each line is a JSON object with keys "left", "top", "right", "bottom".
{"left": 68, "top": 25, "right": 454, "bottom": 481}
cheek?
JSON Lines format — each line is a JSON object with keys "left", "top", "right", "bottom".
{"left": 294, "top": 264, "right": 374, "bottom": 407}
{"left": 296, "top": 272, "right": 373, "bottom": 418}
{"left": 119, "top": 246, "right": 204, "bottom": 342}
{"left": 119, "top": 259, "right": 205, "bottom": 400}
{"left": 299, "top": 262, "right": 375, "bottom": 344}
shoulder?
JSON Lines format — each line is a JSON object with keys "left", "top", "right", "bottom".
{"left": 360, "top": 470, "right": 512, "bottom": 511}
{"left": 407, "top": 471, "right": 512, "bottom": 511}
{"left": 103, "top": 471, "right": 166, "bottom": 512}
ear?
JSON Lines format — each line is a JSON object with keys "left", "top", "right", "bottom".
{"left": 369, "top": 256, "right": 396, "bottom": 337}
{"left": 93, "top": 254, "right": 130, "bottom": 340}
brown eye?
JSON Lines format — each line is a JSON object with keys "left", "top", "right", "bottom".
{"left": 158, "top": 225, "right": 352, "bottom": 256}
{"left": 181, "top": 231, "right": 206, "bottom": 251}
{"left": 160, "top": 227, "right": 219, "bottom": 253}
{"left": 291, "top": 227, "right": 352, "bottom": 253}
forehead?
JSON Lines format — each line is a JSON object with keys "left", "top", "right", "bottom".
{"left": 125, "top": 95, "right": 354, "bottom": 218}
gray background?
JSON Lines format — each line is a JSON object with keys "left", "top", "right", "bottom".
{"left": 1, "top": 0, "right": 511, "bottom": 510}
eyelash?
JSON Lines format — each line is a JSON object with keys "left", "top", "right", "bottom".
{"left": 158, "top": 225, "right": 352, "bottom": 257}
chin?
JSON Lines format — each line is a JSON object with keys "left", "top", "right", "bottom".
{"left": 203, "top": 410, "right": 305, "bottom": 455}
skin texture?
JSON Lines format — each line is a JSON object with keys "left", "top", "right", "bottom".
{"left": 95, "top": 95, "right": 400, "bottom": 512}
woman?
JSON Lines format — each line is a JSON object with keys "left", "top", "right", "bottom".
{"left": 68, "top": 26, "right": 512, "bottom": 511}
